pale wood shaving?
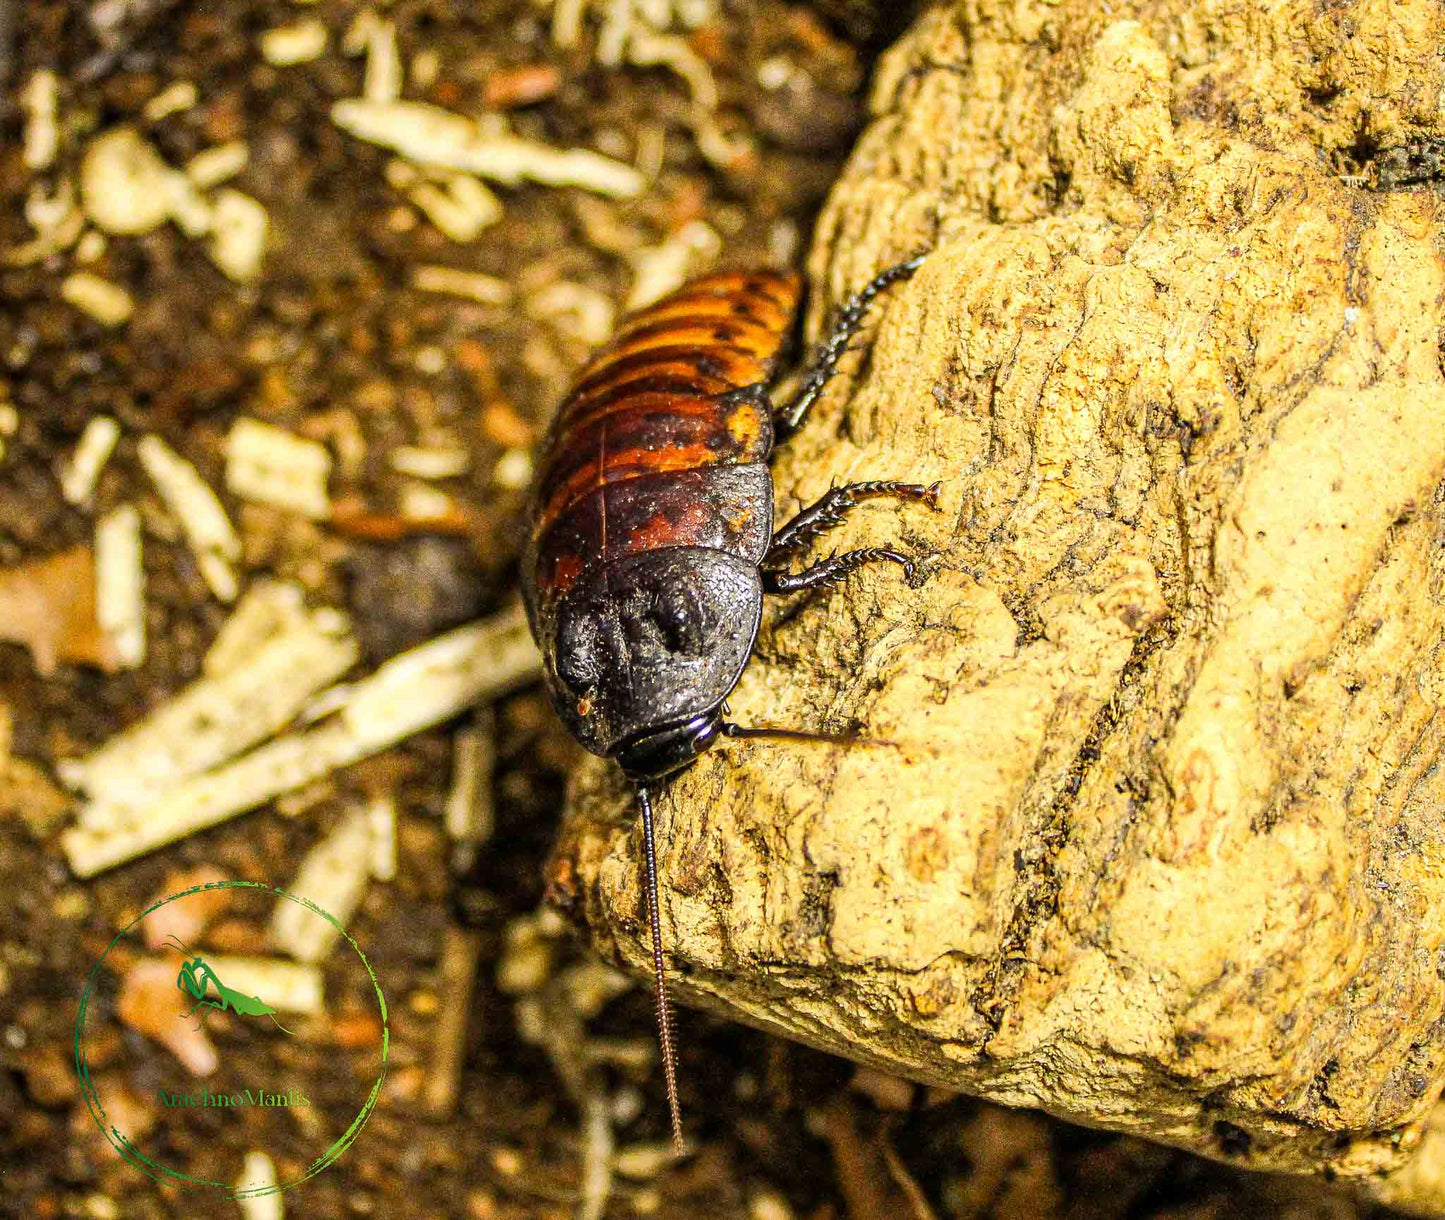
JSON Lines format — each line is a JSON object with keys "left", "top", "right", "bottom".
{"left": 225, "top": 417, "right": 333, "bottom": 519}
{"left": 61, "top": 273, "right": 133, "bottom": 327}
{"left": 367, "top": 794, "right": 396, "bottom": 882}
{"left": 21, "top": 70, "right": 59, "bottom": 171}
{"left": 390, "top": 446, "right": 471, "bottom": 480}
{"left": 259, "top": 18, "right": 329, "bottom": 66}
{"left": 198, "top": 956, "right": 324, "bottom": 1014}
{"left": 236, "top": 1151, "right": 283, "bottom": 1219}
{"left": 62, "top": 597, "right": 356, "bottom": 813}
{"left": 61, "top": 415, "right": 121, "bottom": 505}
{"left": 94, "top": 504, "right": 145, "bottom": 670}
{"left": 269, "top": 808, "right": 371, "bottom": 962}
{"left": 206, "top": 189, "right": 268, "bottom": 282}
{"left": 363, "top": 17, "right": 402, "bottom": 102}
{"left": 186, "top": 141, "right": 249, "bottom": 189}
{"left": 410, "top": 264, "right": 512, "bottom": 305}
{"left": 142, "top": 81, "right": 198, "bottom": 122}
{"left": 332, "top": 99, "right": 645, "bottom": 197}
{"left": 136, "top": 435, "right": 242, "bottom": 601}
{"left": 60, "top": 606, "right": 541, "bottom": 877}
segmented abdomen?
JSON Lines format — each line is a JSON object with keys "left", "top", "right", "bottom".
{"left": 525, "top": 270, "right": 800, "bottom": 614}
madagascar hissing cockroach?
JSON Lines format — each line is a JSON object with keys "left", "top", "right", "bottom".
{"left": 522, "top": 255, "right": 937, "bottom": 1151}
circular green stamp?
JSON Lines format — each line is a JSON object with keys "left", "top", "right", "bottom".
{"left": 74, "top": 879, "right": 389, "bottom": 1198}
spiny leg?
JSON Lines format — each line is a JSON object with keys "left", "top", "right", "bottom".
{"left": 762, "top": 547, "right": 915, "bottom": 594}
{"left": 773, "top": 254, "right": 926, "bottom": 442}
{"left": 765, "top": 479, "right": 939, "bottom": 565}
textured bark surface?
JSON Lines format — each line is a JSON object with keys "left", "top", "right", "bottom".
{"left": 548, "top": 0, "right": 1445, "bottom": 1208}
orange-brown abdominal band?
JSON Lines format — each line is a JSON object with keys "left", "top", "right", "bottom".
{"left": 527, "top": 270, "right": 799, "bottom": 617}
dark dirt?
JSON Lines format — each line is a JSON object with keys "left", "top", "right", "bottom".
{"left": 0, "top": 1, "right": 1417, "bottom": 1217}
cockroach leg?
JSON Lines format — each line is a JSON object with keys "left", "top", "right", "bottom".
{"left": 765, "top": 479, "right": 940, "bottom": 564}
{"left": 772, "top": 254, "right": 927, "bottom": 443}
{"left": 762, "top": 547, "right": 915, "bottom": 594}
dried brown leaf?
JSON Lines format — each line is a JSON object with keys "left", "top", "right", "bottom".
{"left": 0, "top": 545, "right": 119, "bottom": 675}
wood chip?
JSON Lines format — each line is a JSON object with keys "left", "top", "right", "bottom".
{"left": 627, "top": 219, "right": 721, "bottom": 309}
{"left": 60, "top": 606, "right": 540, "bottom": 877}
{"left": 389, "top": 446, "right": 470, "bottom": 480}
{"left": 0, "top": 754, "right": 71, "bottom": 838}
{"left": 497, "top": 914, "right": 557, "bottom": 995}
{"left": 141, "top": 865, "right": 231, "bottom": 950}
{"left": 400, "top": 482, "right": 457, "bottom": 521}
{"left": 225, "top": 416, "right": 332, "bottom": 518}
{"left": 341, "top": 8, "right": 382, "bottom": 56}
{"left": 94, "top": 503, "right": 145, "bottom": 669}
{"left": 61, "top": 415, "right": 121, "bottom": 504}
{"left": 527, "top": 281, "right": 615, "bottom": 345}
{"left": 80, "top": 129, "right": 175, "bottom": 236}
{"left": 21, "top": 70, "right": 58, "bottom": 171}
{"left": 363, "top": 17, "right": 402, "bottom": 103}
{"left": 206, "top": 189, "right": 268, "bottom": 282}
{"left": 259, "top": 18, "right": 329, "bottom": 66}
{"left": 63, "top": 728, "right": 354, "bottom": 876}
{"left": 5, "top": 182, "right": 82, "bottom": 266}
{"left": 405, "top": 172, "right": 501, "bottom": 242}
{"left": 627, "top": 31, "right": 717, "bottom": 109}
{"left": 340, "top": 604, "right": 539, "bottom": 747}
{"left": 492, "top": 448, "right": 533, "bottom": 490}
{"left": 445, "top": 711, "right": 495, "bottom": 863}
{"left": 332, "top": 99, "right": 646, "bottom": 197}
{"left": 423, "top": 925, "right": 483, "bottom": 1117}
{"left": 237, "top": 1151, "right": 283, "bottom": 1219}
{"left": 613, "top": 1142, "right": 676, "bottom": 1180}
{"left": 62, "top": 595, "right": 356, "bottom": 813}
{"left": 552, "top": 0, "right": 586, "bottom": 47}
{"left": 482, "top": 64, "right": 561, "bottom": 110}
{"left": 136, "top": 435, "right": 242, "bottom": 601}
{"left": 186, "top": 141, "right": 249, "bottom": 189}
{"left": 61, "top": 273, "right": 134, "bottom": 327}
{"left": 165, "top": 174, "right": 213, "bottom": 239}
{"left": 203, "top": 579, "right": 309, "bottom": 675}
{"left": 411, "top": 264, "right": 511, "bottom": 305}
{"left": 198, "top": 956, "right": 324, "bottom": 1014}
{"left": 580, "top": 1092, "right": 615, "bottom": 1220}
{"left": 269, "top": 808, "right": 370, "bottom": 962}
{"left": 117, "top": 960, "right": 218, "bottom": 1076}
{"left": 142, "top": 81, "right": 197, "bottom": 122}
{"left": 368, "top": 794, "right": 396, "bottom": 881}
{"left": 480, "top": 400, "right": 534, "bottom": 448}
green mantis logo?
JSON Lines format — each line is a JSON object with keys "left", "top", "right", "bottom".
{"left": 74, "top": 879, "right": 388, "bottom": 1199}
{"left": 164, "top": 935, "right": 295, "bottom": 1035}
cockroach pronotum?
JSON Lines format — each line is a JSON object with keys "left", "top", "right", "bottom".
{"left": 522, "top": 255, "right": 937, "bottom": 1151}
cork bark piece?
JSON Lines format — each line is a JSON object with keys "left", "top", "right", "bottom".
{"left": 548, "top": 1, "right": 1445, "bottom": 1209}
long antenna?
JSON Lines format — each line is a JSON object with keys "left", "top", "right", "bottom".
{"left": 636, "top": 783, "right": 685, "bottom": 1153}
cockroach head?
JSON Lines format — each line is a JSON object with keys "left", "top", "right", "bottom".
{"left": 545, "top": 547, "right": 762, "bottom": 769}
